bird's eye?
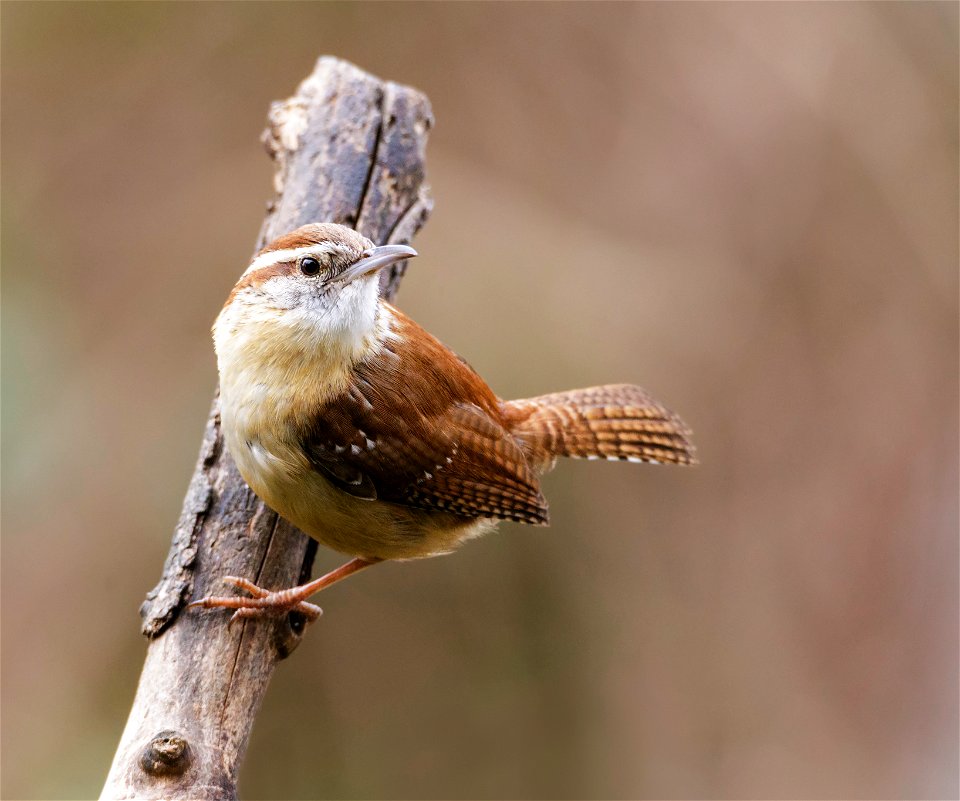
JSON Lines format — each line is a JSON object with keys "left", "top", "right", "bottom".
{"left": 299, "top": 256, "right": 322, "bottom": 276}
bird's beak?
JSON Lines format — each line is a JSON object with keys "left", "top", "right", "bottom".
{"left": 340, "top": 244, "right": 417, "bottom": 284}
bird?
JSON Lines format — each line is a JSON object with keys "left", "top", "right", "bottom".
{"left": 189, "top": 222, "right": 695, "bottom": 624}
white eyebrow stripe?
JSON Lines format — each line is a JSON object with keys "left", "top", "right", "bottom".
{"left": 243, "top": 243, "right": 341, "bottom": 275}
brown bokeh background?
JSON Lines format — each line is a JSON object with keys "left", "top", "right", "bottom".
{"left": 2, "top": 3, "right": 957, "bottom": 799}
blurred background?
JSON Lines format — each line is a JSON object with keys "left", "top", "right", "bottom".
{"left": 2, "top": 3, "right": 957, "bottom": 799}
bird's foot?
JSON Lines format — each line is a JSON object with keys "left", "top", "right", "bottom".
{"left": 187, "top": 576, "right": 323, "bottom": 628}
{"left": 188, "top": 557, "right": 381, "bottom": 628}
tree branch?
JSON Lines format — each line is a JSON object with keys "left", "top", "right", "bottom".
{"left": 101, "top": 56, "right": 433, "bottom": 801}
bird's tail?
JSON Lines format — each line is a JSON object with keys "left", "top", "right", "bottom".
{"left": 502, "top": 384, "right": 696, "bottom": 472}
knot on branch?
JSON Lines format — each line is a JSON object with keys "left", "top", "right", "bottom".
{"left": 139, "top": 730, "right": 191, "bottom": 776}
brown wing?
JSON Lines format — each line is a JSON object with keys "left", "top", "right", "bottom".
{"left": 298, "top": 305, "right": 549, "bottom": 526}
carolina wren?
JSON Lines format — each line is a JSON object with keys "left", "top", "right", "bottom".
{"left": 190, "top": 223, "right": 695, "bottom": 624}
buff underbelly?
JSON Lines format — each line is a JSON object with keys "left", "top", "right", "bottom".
{"left": 229, "top": 429, "right": 492, "bottom": 561}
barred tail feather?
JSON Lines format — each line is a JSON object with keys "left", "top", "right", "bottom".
{"left": 503, "top": 384, "right": 697, "bottom": 471}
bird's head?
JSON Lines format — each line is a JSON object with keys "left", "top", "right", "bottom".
{"left": 214, "top": 223, "right": 416, "bottom": 370}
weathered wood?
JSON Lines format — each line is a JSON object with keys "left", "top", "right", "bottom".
{"left": 101, "top": 56, "right": 432, "bottom": 801}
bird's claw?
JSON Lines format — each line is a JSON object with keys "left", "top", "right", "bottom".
{"left": 187, "top": 575, "right": 323, "bottom": 628}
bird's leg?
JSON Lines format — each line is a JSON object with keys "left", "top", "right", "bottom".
{"left": 188, "top": 556, "right": 382, "bottom": 626}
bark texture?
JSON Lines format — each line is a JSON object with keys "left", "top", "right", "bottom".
{"left": 101, "top": 56, "right": 432, "bottom": 801}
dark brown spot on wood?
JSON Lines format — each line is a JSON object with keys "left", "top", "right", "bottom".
{"left": 139, "top": 730, "right": 191, "bottom": 776}
{"left": 274, "top": 611, "right": 309, "bottom": 659}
